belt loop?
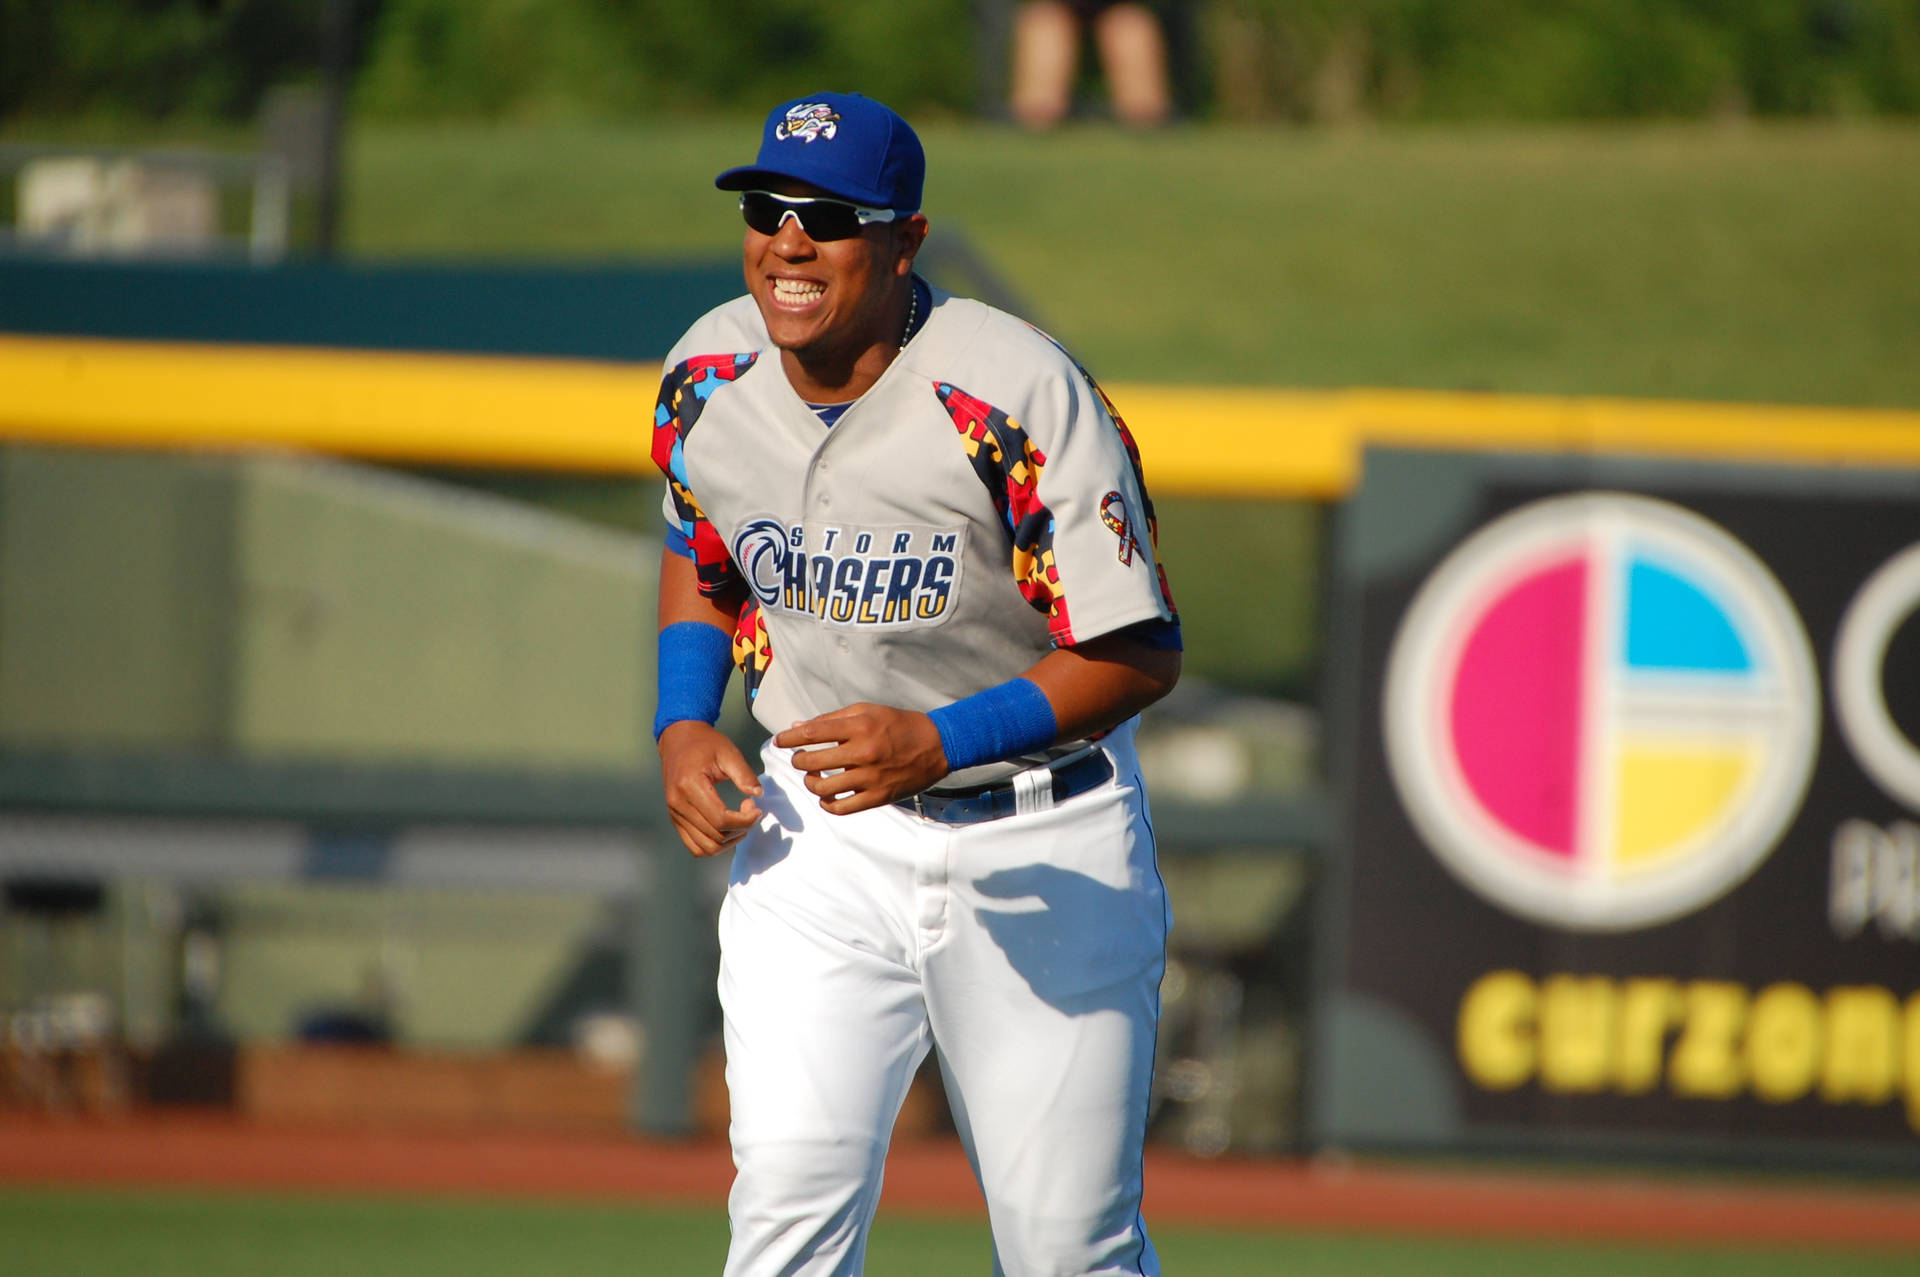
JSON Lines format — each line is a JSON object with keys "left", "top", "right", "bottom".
{"left": 1011, "top": 765, "right": 1052, "bottom": 817}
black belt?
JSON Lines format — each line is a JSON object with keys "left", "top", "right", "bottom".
{"left": 901, "top": 750, "right": 1114, "bottom": 825}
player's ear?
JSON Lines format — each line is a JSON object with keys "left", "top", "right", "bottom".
{"left": 892, "top": 214, "right": 929, "bottom": 274}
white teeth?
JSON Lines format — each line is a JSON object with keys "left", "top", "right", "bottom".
{"left": 772, "top": 278, "right": 825, "bottom": 305}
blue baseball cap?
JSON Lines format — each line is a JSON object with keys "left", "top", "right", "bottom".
{"left": 715, "top": 92, "right": 924, "bottom": 215}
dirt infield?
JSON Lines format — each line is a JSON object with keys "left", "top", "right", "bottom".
{"left": 3, "top": 1114, "right": 1919, "bottom": 1251}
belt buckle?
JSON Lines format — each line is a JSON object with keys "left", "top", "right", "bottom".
{"left": 910, "top": 792, "right": 928, "bottom": 819}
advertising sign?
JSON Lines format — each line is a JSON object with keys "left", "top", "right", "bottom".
{"left": 1314, "top": 448, "right": 1920, "bottom": 1162}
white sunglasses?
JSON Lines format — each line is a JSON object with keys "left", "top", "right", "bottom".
{"left": 740, "top": 189, "right": 904, "bottom": 241}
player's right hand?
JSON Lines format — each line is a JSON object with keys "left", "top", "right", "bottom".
{"left": 657, "top": 721, "right": 764, "bottom": 858}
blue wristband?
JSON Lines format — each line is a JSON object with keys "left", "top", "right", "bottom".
{"left": 653, "top": 621, "right": 734, "bottom": 740}
{"left": 927, "top": 677, "right": 1059, "bottom": 772}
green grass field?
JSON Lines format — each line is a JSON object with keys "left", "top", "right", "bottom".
{"left": 4, "top": 1186, "right": 1915, "bottom": 1277}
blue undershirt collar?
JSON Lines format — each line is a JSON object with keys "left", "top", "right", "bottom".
{"left": 805, "top": 276, "right": 930, "bottom": 428}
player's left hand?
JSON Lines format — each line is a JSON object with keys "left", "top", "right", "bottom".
{"left": 774, "top": 703, "right": 950, "bottom": 815}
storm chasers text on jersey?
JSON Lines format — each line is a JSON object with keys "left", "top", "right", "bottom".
{"left": 732, "top": 517, "right": 964, "bottom": 629}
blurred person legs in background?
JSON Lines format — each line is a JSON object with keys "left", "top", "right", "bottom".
{"left": 1011, "top": 0, "right": 1173, "bottom": 129}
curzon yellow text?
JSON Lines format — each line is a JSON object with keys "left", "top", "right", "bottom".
{"left": 1457, "top": 970, "right": 1920, "bottom": 1131}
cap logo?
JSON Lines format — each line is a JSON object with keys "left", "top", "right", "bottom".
{"left": 775, "top": 102, "right": 840, "bottom": 144}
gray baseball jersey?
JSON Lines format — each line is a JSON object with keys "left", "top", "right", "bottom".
{"left": 652, "top": 284, "right": 1177, "bottom": 785}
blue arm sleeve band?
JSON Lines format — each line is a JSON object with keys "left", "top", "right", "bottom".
{"left": 927, "top": 677, "right": 1059, "bottom": 772}
{"left": 664, "top": 526, "right": 693, "bottom": 558}
{"left": 653, "top": 621, "right": 734, "bottom": 740}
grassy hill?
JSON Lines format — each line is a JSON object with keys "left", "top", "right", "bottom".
{"left": 347, "top": 119, "right": 1920, "bottom": 409}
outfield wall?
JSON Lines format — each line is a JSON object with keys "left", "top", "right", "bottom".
{"left": 8, "top": 252, "right": 1920, "bottom": 501}
{"left": 9, "top": 331, "right": 1920, "bottom": 498}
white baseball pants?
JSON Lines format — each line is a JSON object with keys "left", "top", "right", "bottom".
{"left": 718, "top": 722, "right": 1168, "bottom": 1277}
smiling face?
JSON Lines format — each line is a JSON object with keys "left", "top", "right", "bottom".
{"left": 742, "top": 181, "right": 927, "bottom": 401}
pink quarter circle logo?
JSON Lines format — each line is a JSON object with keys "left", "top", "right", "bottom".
{"left": 1383, "top": 493, "right": 1820, "bottom": 931}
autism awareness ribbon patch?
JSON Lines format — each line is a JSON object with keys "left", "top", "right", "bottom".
{"left": 1100, "top": 491, "right": 1140, "bottom": 565}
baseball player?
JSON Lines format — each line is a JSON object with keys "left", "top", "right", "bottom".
{"left": 650, "top": 91, "right": 1181, "bottom": 1276}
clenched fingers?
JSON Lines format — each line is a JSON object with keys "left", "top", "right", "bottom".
{"left": 665, "top": 774, "right": 760, "bottom": 857}
{"left": 658, "top": 721, "right": 764, "bottom": 857}
{"left": 669, "top": 799, "right": 760, "bottom": 858}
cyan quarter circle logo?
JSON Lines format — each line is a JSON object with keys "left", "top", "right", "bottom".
{"left": 1383, "top": 493, "right": 1821, "bottom": 931}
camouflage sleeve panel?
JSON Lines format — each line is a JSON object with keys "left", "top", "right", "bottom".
{"left": 933, "top": 379, "right": 1072, "bottom": 644}
{"left": 651, "top": 352, "right": 760, "bottom": 597}
{"left": 732, "top": 597, "right": 774, "bottom": 704}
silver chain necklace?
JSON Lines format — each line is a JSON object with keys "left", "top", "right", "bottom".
{"left": 899, "top": 280, "right": 919, "bottom": 351}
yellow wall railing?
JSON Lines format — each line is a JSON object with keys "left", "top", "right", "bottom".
{"left": 8, "top": 334, "right": 1920, "bottom": 496}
